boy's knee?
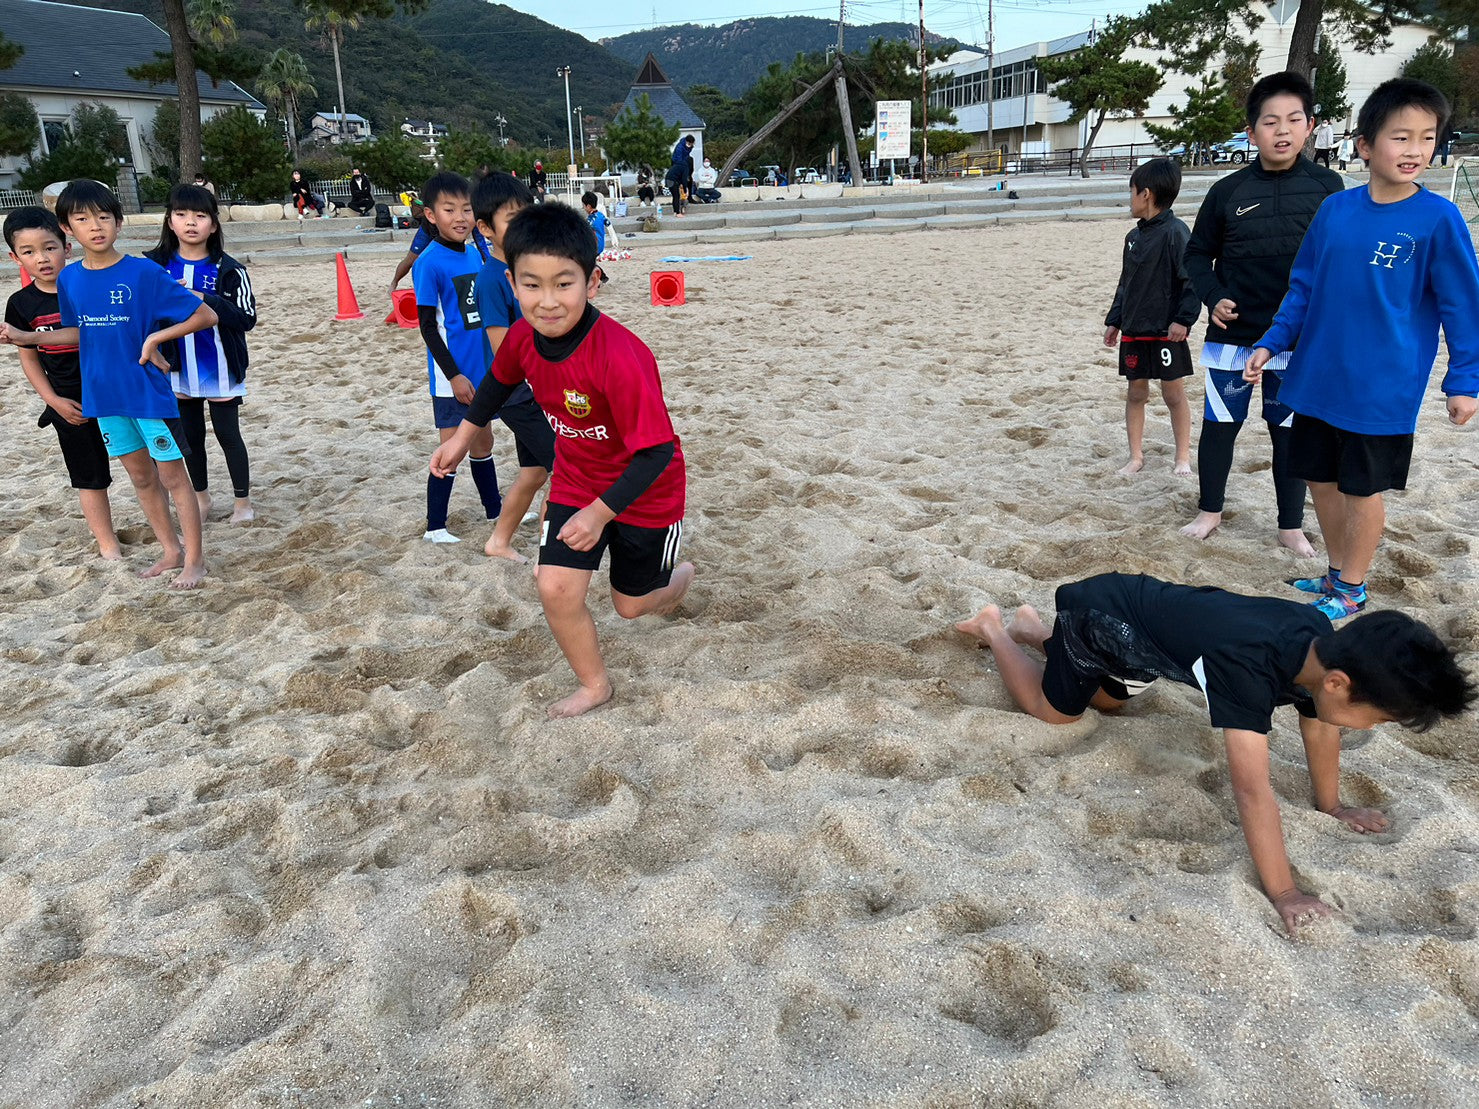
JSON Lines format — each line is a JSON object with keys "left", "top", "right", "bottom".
{"left": 1127, "top": 381, "right": 1150, "bottom": 403}
{"left": 611, "top": 593, "right": 648, "bottom": 620}
{"left": 537, "top": 569, "right": 586, "bottom": 609}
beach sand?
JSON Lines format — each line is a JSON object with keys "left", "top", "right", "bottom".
{"left": 0, "top": 221, "right": 1476, "bottom": 1106}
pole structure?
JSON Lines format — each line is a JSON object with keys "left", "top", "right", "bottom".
{"left": 986, "top": 0, "right": 994, "bottom": 169}
{"left": 575, "top": 107, "right": 585, "bottom": 158}
{"left": 834, "top": 0, "right": 865, "bottom": 187}
{"left": 557, "top": 66, "right": 575, "bottom": 172}
{"left": 919, "top": 0, "right": 928, "bottom": 181}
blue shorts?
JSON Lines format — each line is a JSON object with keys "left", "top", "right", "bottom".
{"left": 96, "top": 416, "right": 187, "bottom": 462}
{"left": 1200, "top": 343, "right": 1293, "bottom": 426}
{"left": 432, "top": 396, "right": 470, "bottom": 429}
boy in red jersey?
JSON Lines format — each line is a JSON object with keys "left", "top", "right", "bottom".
{"left": 431, "top": 204, "right": 693, "bottom": 718}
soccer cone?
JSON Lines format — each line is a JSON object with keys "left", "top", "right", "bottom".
{"left": 334, "top": 253, "right": 365, "bottom": 321}
{"left": 19, "top": 265, "right": 32, "bottom": 288}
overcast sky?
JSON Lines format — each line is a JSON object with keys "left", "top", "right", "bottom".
{"left": 501, "top": 0, "right": 1151, "bottom": 55}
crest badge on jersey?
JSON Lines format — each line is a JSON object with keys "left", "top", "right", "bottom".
{"left": 1125, "top": 354, "right": 1139, "bottom": 371}
{"left": 563, "top": 389, "right": 591, "bottom": 418}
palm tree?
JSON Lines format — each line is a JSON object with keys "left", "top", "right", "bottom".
{"left": 303, "top": 0, "right": 362, "bottom": 142}
{"left": 188, "top": 0, "right": 237, "bottom": 46}
{"left": 257, "top": 48, "right": 315, "bottom": 161}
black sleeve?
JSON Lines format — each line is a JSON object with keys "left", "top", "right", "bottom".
{"left": 1171, "top": 224, "right": 1201, "bottom": 327}
{"left": 1184, "top": 182, "right": 1229, "bottom": 308}
{"left": 465, "top": 370, "right": 516, "bottom": 427}
{"left": 204, "top": 265, "right": 257, "bottom": 333}
{"left": 418, "top": 305, "right": 463, "bottom": 384}
{"left": 600, "top": 441, "right": 675, "bottom": 516}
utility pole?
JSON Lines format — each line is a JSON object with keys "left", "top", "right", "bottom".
{"left": 556, "top": 66, "right": 575, "bottom": 174}
{"left": 574, "top": 106, "right": 585, "bottom": 159}
{"left": 985, "top": 0, "right": 994, "bottom": 169}
{"left": 495, "top": 113, "right": 507, "bottom": 146}
{"left": 834, "top": 0, "right": 865, "bottom": 186}
{"left": 919, "top": 0, "right": 928, "bottom": 181}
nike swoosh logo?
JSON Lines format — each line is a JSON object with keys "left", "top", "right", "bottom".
{"left": 1236, "top": 204, "right": 1260, "bottom": 216}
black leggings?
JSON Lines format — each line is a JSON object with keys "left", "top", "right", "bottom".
{"left": 178, "top": 396, "right": 250, "bottom": 498}
{"left": 1197, "top": 420, "right": 1305, "bottom": 530}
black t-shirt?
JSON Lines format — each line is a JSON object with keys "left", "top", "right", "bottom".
{"left": 5, "top": 284, "right": 81, "bottom": 395}
{"left": 1055, "top": 573, "right": 1330, "bottom": 733}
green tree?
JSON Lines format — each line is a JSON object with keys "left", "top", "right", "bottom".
{"left": 603, "top": 93, "right": 680, "bottom": 171}
{"left": 17, "top": 103, "right": 125, "bottom": 190}
{"left": 1146, "top": 75, "right": 1245, "bottom": 163}
{"left": 0, "top": 30, "right": 22, "bottom": 70}
{"left": 1402, "top": 40, "right": 1458, "bottom": 108}
{"left": 202, "top": 104, "right": 291, "bottom": 201}
{"left": 1038, "top": 18, "right": 1163, "bottom": 178}
{"left": 145, "top": 98, "right": 182, "bottom": 182}
{"left": 354, "top": 131, "right": 428, "bottom": 190}
{"left": 441, "top": 127, "right": 504, "bottom": 177}
{"left": 1313, "top": 33, "right": 1351, "bottom": 124}
{"left": 303, "top": 0, "right": 361, "bottom": 142}
{"left": 1221, "top": 40, "right": 1261, "bottom": 111}
{"left": 257, "top": 48, "right": 316, "bottom": 159}
{"left": 0, "top": 93, "right": 39, "bottom": 159}
{"left": 685, "top": 84, "right": 748, "bottom": 137}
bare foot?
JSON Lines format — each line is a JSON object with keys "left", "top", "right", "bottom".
{"left": 98, "top": 542, "right": 123, "bottom": 561}
{"left": 231, "top": 499, "right": 255, "bottom": 524}
{"left": 1179, "top": 510, "right": 1222, "bottom": 540}
{"left": 649, "top": 561, "right": 695, "bottom": 615}
{"left": 1006, "top": 603, "right": 1050, "bottom": 647}
{"left": 170, "top": 561, "right": 207, "bottom": 590}
{"left": 485, "top": 531, "right": 530, "bottom": 563}
{"left": 1174, "top": 458, "right": 1193, "bottom": 476}
{"left": 195, "top": 490, "right": 212, "bottom": 519}
{"left": 140, "top": 549, "right": 184, "bottom": 579}
{"left": 547, "top": 681, "right": 613, "bottom": 719}
{"left": 1278, "top": 528, "right": 1317, "bottom": 557}
{"left": 955, "top": 603, "right": 1006, "bottom": 646}
{"left": 1117, "top": 457, "right": 1145, "bottom": 475}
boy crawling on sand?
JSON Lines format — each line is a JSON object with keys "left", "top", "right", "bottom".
{"left": 431, "top": 203, "right": 694, "bottom": 718}
{"left": 956, "top": 573, "right": 1474, "bottom": 934}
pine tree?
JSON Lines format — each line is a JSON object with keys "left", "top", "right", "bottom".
{"left": 1037, "top": 19, "right": 1162, "bottom": 179}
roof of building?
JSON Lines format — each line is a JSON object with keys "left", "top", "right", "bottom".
{"left": 0, "top": 0, "right": 262, "bottom": 106}
{"left": 622, "top": 52, "right": 705, "bottom": 131}
{"left": 314, "top": 111, "right": 369, "bottom": 123}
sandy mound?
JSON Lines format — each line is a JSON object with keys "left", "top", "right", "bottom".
{"left": 0, "top": 221, "right": 1475, "bottom": 1105}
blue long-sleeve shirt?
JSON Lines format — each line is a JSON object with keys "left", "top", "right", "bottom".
{"left": 1256, "top": 185, "right": 1479, "bottom": 435}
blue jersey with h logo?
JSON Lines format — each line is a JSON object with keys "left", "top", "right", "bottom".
{"left": 161, "top": 254, "right": 244, "bottom": 398}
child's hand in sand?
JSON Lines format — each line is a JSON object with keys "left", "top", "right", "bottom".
{"left": 1448, "top": 395, "right": 1476, "bottom": 426}
{"left": 1272, "top": 891, "right": 1333, "bottom": 935}
{"left": 1243, "top": 347, "right": 1272, "bottom": 385}
{"left": 557, "top": 501, "right": 616, "bottom": 552}
{"left": 450, "top": 374, "right": 476, "bottom": 405}
{"left": 1103, "top": 326, "right": 1120, "bottom": 348}
{"left": 1168, "top": 323, "right": 1188, "bottom": 342}
{"left": 1325, "top": 804, "right": 1389, "bottom": 834}
{"left": 1211, "top": 297, "right": 1238, "bottom": 329}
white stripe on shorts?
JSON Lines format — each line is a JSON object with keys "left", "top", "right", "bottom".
{"left": 661, "top": 520, "right": 682, "bottom": 571}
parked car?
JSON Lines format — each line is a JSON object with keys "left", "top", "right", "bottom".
{"left": 727, "top": 167, "right": 755, "bottom": 186}
{"left": 1214, "top": 133, "right": 1253, "bottom": 163}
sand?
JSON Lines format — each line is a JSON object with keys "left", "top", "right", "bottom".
{"left": 0, "top": 220, "right": 1476, "bottom": 1107}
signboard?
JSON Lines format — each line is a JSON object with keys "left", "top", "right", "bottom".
{"left": 876, "top": 100, "right": 911, "bottom": 160}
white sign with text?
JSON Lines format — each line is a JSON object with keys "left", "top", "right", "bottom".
{"left": 875, "top": 100, "right": 911, "bottom": 160}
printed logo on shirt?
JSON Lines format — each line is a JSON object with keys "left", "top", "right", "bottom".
{"left": 452, "top": 272, "right": 481, "bottom": 330}
{"left": 563, "top": 389, "right": 592, "bottom": 418}
{"left": 109, "top": 284, "right": 133, "bottom": 304}
{"left": 200, "top": 272, "right": 217, "bottom": 291}
{"left": 153, "top": 434, "right": 173, "bottom": 453}
{"left": 1370, "top": 233, "right": 1416, "bottom": 268}
{"left": 549, "top": 414, "right": 609, "bottom": 440}
{"left": 1235, "top": 204, "right": 1260, "bottom": 216}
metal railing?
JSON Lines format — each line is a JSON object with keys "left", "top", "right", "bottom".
{"left": 0, "top": 187, "right": 41, "bottom": 210}
{"left": 942, "top": 143, "right": 1204, "bottom": 178}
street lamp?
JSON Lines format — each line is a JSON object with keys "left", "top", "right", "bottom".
{"left": 556, "top": 66, "right": 575, "bottom": 171}
{"left": 573, "top": 106, "right": 585, "bottom": 159}
{"left": 494, "top": 113, "right": 507, "bottom": 147}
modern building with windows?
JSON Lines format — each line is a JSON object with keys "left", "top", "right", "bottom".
{"left": 930, "top": 2, "right": 1439, "bottom": 157}
{"left": 0, "top": 0, "right": 264, "bottom": 189}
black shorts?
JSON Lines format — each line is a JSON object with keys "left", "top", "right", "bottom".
{"left": 1289, "top": 412, "right": 1412, "bottom": 496}
{"left": 40, "top": 406, "right": 112, "bottom": 490}
{"left": 1119, "top": 337, "right": 1193, "bottom": 381}
{"left": 498, "top": 398, "right": 556, "bottom": 471}
{"left": 1040, "top": 608, "right": 1162, "bottom": 718}
{"left": 539, "top": 501, "right": 683, "bottom": 597}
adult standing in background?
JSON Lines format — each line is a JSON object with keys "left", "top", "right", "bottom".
{"left": 666, "top": 134, "right": 695, "bottom": 217}
{"left": 1313, "top": 118, "right": 1334, "bottom": 167}
{"left": 529, "top": 160, "right": 547, "bottom": 202}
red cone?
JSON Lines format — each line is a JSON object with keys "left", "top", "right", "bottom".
{"left": 334, "top": 253, "right": 365, "bottom": 321}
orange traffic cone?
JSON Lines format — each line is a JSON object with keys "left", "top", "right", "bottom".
{"left": 19, "top": 265, "right": 32, "bottom": 288}
{"left": 334, "top": 253, "right": 365, "bottom": 321}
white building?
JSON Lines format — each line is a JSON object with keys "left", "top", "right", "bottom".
{"left": 0, "top": 0, "right": 264, "bottom": 189}
{"left": 930, "top": 2, "right": 1440, "bottom": 155}
{"left": 309, "top": 111, "right": 372, "bottom": 144}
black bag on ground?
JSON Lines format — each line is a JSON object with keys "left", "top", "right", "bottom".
{"left": 374, "top": 202, "right": 392, "bottom": 228}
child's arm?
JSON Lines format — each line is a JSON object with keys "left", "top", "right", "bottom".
{"left": 1224, "top": 728, "right": 1334, "bottom": 934}
{"left": 1252, "top": 207, "right": 1324, "bottom": 360}
{"left": 431, "top": 370, "right": 520, "bottom": 477}
{"left": 1, "top": 324, "right": 81, "bottom": 348}
{"left": 141, "top": 303, "right": 217, "bottom": 370}
{"left": 1183, "top": 187, "right": 1234, "bottom": 327}
{"left": 1299, "top": 715, "right": 1390, "bottom": 832}
{"left": 14, "top": 345, "right": 85, "bottom": 425}
{"left": 1431, "top": 206, "right": 1479, "bottom": 426}
{"left": 203, "top": 266, "right": 257, "bottom": 333}
{"left": 417, "top": 307, "right": 475, "bottom": 403}
{"left": 556, "top": 442, "right": 676, "bottom": 551}
{"left": 391, "top": 249, "right": 416, "bottom": 293}
{"left": 1171, "top": 224, "right": 1201, "bottom": 338}
{"left": 1103, "top": 251, "right": 1128, "bottom": 347}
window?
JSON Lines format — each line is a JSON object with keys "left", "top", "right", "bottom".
{"left": 42, "top": 119, "right": 68, "bottom": 154}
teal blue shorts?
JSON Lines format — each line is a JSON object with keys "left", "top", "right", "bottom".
{"left": 96, "top": 416, "right": 187, "bottom": 462}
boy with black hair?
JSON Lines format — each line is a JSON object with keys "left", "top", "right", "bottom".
{"left": 1180, "top": 71, "right": 1345, "bottom": 554}
{"left": 430, "top": 203, "right": 694, "bottom": 719}
{"left": 1246, "top": 78, "right": 1479, "bottom": 619}
{"left": 1, "top": 207, "right": 119, "bottom": 559}
{"left": 956, "top": 573, "right": 1475, "bottom": 935}
{"left": 471, "top": 171, "right": 556, "bottom": 563}
{"left": 581, "top": 191, "right": 608, "bottom": 254}
{"left": 1102, "top": 156, "right": 1199, "bottom": 476}
{"left": 45, "top": 180, "right": 216, "bottom": 587}
{"left": 413, "top": 170, "right": 501, "bottom": 544}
